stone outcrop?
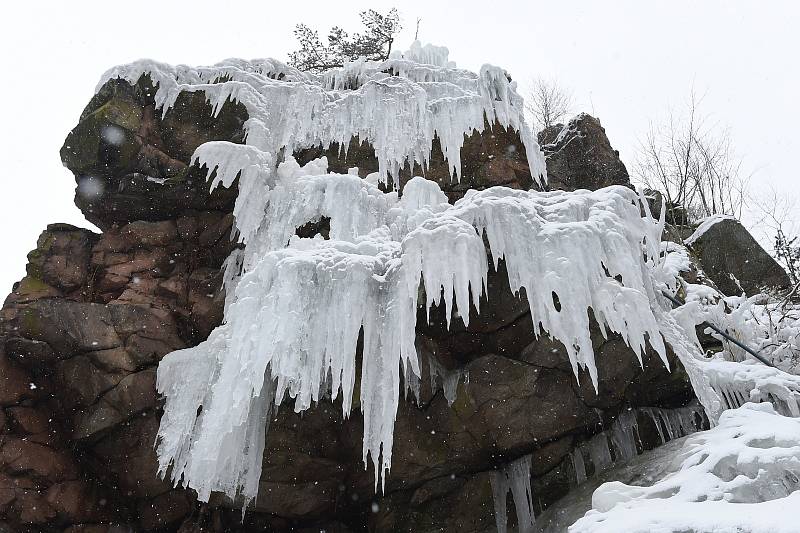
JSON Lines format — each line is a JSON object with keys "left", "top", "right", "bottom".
{"left": 537, "top": 114, "right": 631, "bottom": 192}
{"left": 688, "top": 217, "right": 791, "bottom": 296}
{"left": 60, "top": 77, "right": 246, "bottom": 229}
{"left": 0, "top": 77, "right": 698, "bottom": 532}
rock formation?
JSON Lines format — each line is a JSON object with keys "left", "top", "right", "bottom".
{"left": 686, "top": 216, "right": 791, "bottom": 296}
{"left": 537, "top": 114, "right": 631, "bottom": 192}
{"left": 0, "top": 71, "right": 733, "bottom": 532}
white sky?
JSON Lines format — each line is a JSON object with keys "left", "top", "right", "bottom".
{"left": 1, "top": 0, "right": 798, "bottom": 293}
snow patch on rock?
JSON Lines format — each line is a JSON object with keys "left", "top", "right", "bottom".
{"left": 685, "top": 214, "right": 737, "bottom": 246}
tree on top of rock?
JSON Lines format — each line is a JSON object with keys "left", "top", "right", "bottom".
{"left": 525, "top": 78, "right": 573, "bottom": 132}
{"left": 288, "top": 9, "right": 402, "bottom": 72}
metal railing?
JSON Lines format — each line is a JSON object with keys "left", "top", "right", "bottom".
{"left": 661, "top": 290, "right": 775, "bottom": 368}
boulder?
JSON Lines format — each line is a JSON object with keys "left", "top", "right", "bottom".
{"left": 538, "top": 113, "right": 631, "bottom": 191}
{"left": 60, "top": 77, "right": 246, "bottom": 229}
{"left": 688, "top": 216, "right": 791, "bottom": 296}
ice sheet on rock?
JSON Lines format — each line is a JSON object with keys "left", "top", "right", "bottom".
{"left": 428, "top": 355, "right": 467, "bottom": 405}
{"left": 571, "top": 403, "right": 705, "bottom": 488}
{"left": 154, "top": 153, "right": 669, "bottom": 507}
{"left": 568, "top": 402, "right": 800, "bottom": 533}
{"left": 491, "top": 455, "right": 536, "bottom": 533}
{"left": 608, "top": 410, "right": 638, "bottom": 463}
{"left": 588, "top": 434, "right": 614, "bottom": 475}
{"left": 639, "top": 403, "right": 705, "bottom": 445}
{"left": 572, "top": 449, "right": 588, "bottom": 485}
{"left": 536, "top": 437, "right": 689, "bottom": 532}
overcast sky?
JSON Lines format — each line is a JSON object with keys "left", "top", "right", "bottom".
{"left": 1, "top": 0, "right": 797, "bottom": 293}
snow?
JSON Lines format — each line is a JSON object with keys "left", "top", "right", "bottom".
{"left": 698, "top": 292, "right": 800, "bottom": 374}
{"left": 684, "top": 213, "right": 737, "bottom": 246}
{"left": 654, "top": 244, "right": 800, "bottom": 413}
{"left": 651, "top": 242, "right": 800, "bottom": 423}
{"left": 390, "top": 41, "right": 454, "bottom": 68}
{"left": 568, "top": 402, "right": 800, "bottom": 533}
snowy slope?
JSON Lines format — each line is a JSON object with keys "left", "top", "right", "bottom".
{"left": 684, "top": 214, "right": 737, "bottom": 246}
{"left": 568, "top": 402, "right": 800, "bottom": 533}
{"left": 555, "top": 244, "right": 800, "bottom": 532}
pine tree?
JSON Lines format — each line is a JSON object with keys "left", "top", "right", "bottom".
{"left": 288, "top": 9, "right": 402, "bottom": 72}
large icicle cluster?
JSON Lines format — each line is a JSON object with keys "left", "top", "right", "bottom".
{"left": 92, "top": 44, "right": 678, "bottom": 507}
{"left": 98, "top": 43, "right": 545, "bottom": 245}
{"left": 491, "top": 455, "right": 536, "bottom": 533}
{"left": 157, "top": 158, "right": 669, "bottom": 506}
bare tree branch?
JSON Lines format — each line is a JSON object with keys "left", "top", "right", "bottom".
{"left": 635, "top": 91, "right": 750, "bottom": 229}
{"left": 525, "top": 78, "right": 573, "bottom": 132}
{"left": 750, "top": 188, "right": 800, "bottom": 285}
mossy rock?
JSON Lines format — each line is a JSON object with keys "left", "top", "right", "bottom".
{"left": 60, "top": 94, "right": 142, "bottom": 177}
{"left": 12, "top": 276, "right": 62, "bottom": 302}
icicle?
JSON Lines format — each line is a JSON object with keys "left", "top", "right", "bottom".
{"left": 491, "top": 470, "right": 509, "bottom": 533}
{"left": 428, "top": 356, "right": 466, "bottom": 406}
{"left": 572, "top": 449, "right": 587, "bottom": 485}
{"left": 491, "top": 455, "right": 535, "bottom": 533}
{"left": 588, "top": 434, "right": 613, "bottom": 474}
{"left": 609, "top": 409, "right": 639, "bottom": 462}
{"left": 643, "top": 408, "right": 667, "bottom": 444}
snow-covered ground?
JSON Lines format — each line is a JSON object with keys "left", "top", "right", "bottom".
{"left": 548, "top": 244, "right": 800, "bottom": 532}
{"left": 557, "top": 403, "right": 800, "bottom": 533}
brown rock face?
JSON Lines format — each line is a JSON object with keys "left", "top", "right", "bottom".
{"left": 295, "top": 119, "right": 538, "bottom": 203}
{"left": 60, "top": 76, "right": 246, "bottom": 230}
{"left": 0, "top": 77, "right": 699, "bottom": 532}
{"left": 538, "top": 113, "right": 631, "bottom": 191}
